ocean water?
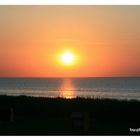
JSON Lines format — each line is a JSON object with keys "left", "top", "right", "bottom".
{"left": 0, "top": 78, "right": 140, "bottom": 100}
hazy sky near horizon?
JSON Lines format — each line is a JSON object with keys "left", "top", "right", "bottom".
{"left": 0, "top": 6, "right": 140, "bottom": 77}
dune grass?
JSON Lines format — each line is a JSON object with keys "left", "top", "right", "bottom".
{"left": 0, "top": 95, "right": 140, "bottom": 135}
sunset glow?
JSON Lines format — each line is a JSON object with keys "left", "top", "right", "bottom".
{"left": 1, "top": 6, "right": 140, "bottom": 77}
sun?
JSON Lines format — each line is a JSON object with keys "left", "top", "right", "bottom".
{"left": 60, "top": 51, "right": 75, "bottom": 65}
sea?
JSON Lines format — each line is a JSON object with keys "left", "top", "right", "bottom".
{"left": 0, "top": 77, "right": 140, "bottom": 100}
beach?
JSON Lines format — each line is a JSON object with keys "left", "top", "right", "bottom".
{"left": 0, "top": 95, "right": 140, "bottom": 135}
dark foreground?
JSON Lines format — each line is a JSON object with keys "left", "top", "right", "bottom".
{"left": 0, "top": 95, "right": 140, "bottom": 135}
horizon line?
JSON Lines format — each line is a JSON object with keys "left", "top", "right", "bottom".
{"left": 0, "top": 76, "right": 140, "bottom": 78}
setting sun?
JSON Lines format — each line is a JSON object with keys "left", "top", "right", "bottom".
{"left": 60, "top": 51, "right": 75, "bottom": 65}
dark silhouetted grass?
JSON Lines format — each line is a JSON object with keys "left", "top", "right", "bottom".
{"left": 0, "top": 95, "right": 140, "bottom": 136}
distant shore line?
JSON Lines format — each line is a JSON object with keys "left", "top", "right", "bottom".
{"left": 0, "top": 94, "right": 139, "bottom": 102}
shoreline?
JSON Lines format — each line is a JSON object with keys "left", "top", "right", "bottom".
{"left": 0, "top": 94, "right": 139, "bottom": 102}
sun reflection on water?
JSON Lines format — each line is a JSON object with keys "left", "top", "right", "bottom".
{"left": 59, "top": 79, "right": 76, "bottom": 99}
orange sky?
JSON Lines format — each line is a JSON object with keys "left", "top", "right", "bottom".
{"left": 0, "top": 6, "right": 140, "bottom": 77}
